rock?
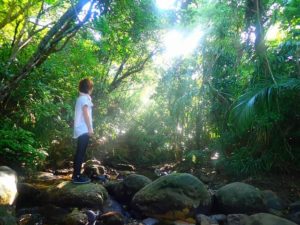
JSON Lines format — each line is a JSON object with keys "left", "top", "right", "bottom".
{"left": 198, "top": 174, "right": 214, "bottom": 184}
{"left": 55, "top": 160, "right": 73, "bottom": 169}
{"left": 174, "top": 221, "right": 195, "bottom": 225}
{"left": 227, "top": 214, "right": 249, "bottom": 225}
{"left": 98, "top": 166, "right": 107, "bottom": 175}
{"left": 98, "top": 211, "right": 125, "bottom": 225}
{"left": 116, "top": 171, "right": 135, "bottom": 180}
{"left": 17, "top": 213, "right": 42, "bottom": 225}
{"left": 288, "top": 211, "right": 300, "bottom": 224}
{"left": 131, "top": 173, "right": 211, "bottom": 223}
{"left": 110, "top": 169, "right": 119, "bottom": 176}
{"left": 0, "top": 166, "right": 18, "bottom": 205}
{"left": 196, "top": 214, "right": 209, "bottom": 225}
{"left": 215, "top": 182, "right": 266, "bottom": 214}
{"left": 54, "top": 168, "right": 73, "bottom": 176}
{"left": 142, "top": 218, "right": 159, "bottom": 225}
{"left": 262, "top": 190, "right": 284, "bottom": 211}
{"left": 112, "top": 163, "right": 136, "bottom": 171}
{"left": 84, "top": 159, "right": 102, "bottom": 168}
{"left": 209, "top": 214, "right": 226, "bottom": 223}
{"left": 103, "top": 197, "right": 126, "bottom": 215}
{"left": 39, "top": 204, "right": 70, "bottom": 224}
{"left": 83, "top": 159, "right": 107, "bottom": 179}
{"left": 16, "top": 207, "right": 40, "bottom": 218}
{"left": 105, "top": 181, "right": 123, "bottom": 196}
{"left": 84, "top": 165, "right": 101, "bottom": 178}
{"left": 16, "top": 183, "right": 41, "bottom": 209}
{"left": 34, "top": 172, "right": 58, "bottom": 182}
{"left": 106, "top": 174, "right": 152, "bottom": 204}
{"left": 195, "top": 214, "right": 218, "bottom": 225}
{"left": 244, "top": 213, "right": 297, "bottom": 225}
{"left": 0, "top": 205, "right": 17, "bottom": 225}
{"left": 46, "top": 181, "right": 108, "bottom": 209}
{"left": 62, "top": 208, "right": 88, "bottom": 225}
{"left": 289, "top": 201, "right": 300, "bottom": 214}
{"left": 288, "top": 201, "right": 300, "bottom": 224}
{"left": 123, "top": 174, "right": 152, "bottom": 194}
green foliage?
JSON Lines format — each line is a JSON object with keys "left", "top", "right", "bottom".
{"left": 124, "top": 127, "right": 174, "bottom": 165}
{"left": 221, "top": 147, "right": 275, "bottom": 176}
{"left": 0, "top": 123, "right": 47, "bottom": 169}
{"left": 231, "top": 78, "right": 300, "bottom": 130}
{"left": 183, "top": 149, "right": 211, "bottom": 167}
{"left": 0, "top": 0, "right": 300, "bottom": 176}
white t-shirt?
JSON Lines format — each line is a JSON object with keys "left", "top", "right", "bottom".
{"left": 73, "top": 93, "right": 93, "bottom": 138}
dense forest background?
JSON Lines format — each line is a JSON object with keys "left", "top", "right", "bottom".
{"left": 0, "top": 0, "right": 299, "bottom": 176}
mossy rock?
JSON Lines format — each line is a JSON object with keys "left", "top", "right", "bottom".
{"left": 131, "top": 173, "right": 211, "bottom": 222}
{"left": 243, "top": 213, "right": 297, "bottom": 225}
{"left": 61, "top": 208, "right": 88, "bottom": 225}
{"left": 106, "top": 174, "right": 152, "bottom": 204}
{"left": 215, "top": 182, "right": 266, "bottom": 214}
{"left": 46, "top": 181, "right": 108, "bottom": 209}
{"left": 16, "top": 183, "right": 41, "bottom": 209}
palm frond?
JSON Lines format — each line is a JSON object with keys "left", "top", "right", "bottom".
{"left": 230, "top": 77, "right": 300, "bottom": 129}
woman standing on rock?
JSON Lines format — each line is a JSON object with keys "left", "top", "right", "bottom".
{"left": 72, "top": 78, "right": 94, "bottom": 184}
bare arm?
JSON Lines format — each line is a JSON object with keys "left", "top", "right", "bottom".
{"left": 83, "top": 105, "right": 93, "bottom": 136}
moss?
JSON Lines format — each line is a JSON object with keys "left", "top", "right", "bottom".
{"left": 216, "top": 182, "right": 266, "bottom": 214}
{"left": 47, "top": 181, "right": 108, "bottom": 208}
{"left": 132, "top": 173, "right": 211, "bottom": 220}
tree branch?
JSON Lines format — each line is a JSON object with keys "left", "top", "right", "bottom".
{"left": 112, "top": 57, "right": 130, "bottom": 84}
{"left": 109, "top": 50, "right": 156, "bottom": 92}
{"left": 0, "top": 0, "right": 100, "bottom": 104}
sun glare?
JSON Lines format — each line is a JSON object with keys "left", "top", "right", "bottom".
{"left": 0, "top": 173, "right": 17, "bottom": 205}
{"left": 140, "top": 86, "right": 155, "bottom": 105}
{"left": 266, "top": 24, "right": 283, "bottom": 41}
{"left": 77, "top": 2, "right": 92, "bottom": 22}
{"left": 156, "top": 0, "right": 177, "bottom": 10}
{"left": 77, "top": 1, "right": 100, "bottom": 22}
{"left": 162, "top": 27, "right": 202, "bottom": 60}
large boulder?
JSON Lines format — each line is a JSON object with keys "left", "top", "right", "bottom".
{"left": 0, "top": 166, "right": 18, "bottom": 205}
{"left": 215, "top": 182, "right": 266, "bottom": 214}
{"left": 131, "top": 173, "right": 211, "bottom": 222}
{"left": 105, "top": 174, "right": 152, "bottom": 203}
{"left": 45, "top": 181, "right": 108, "bottom": 209}
{"left": 243, "top": 213, "right": 297, "bottom": 225}
{"left": 16, "top": 183, "right": 41, "bottom": 209}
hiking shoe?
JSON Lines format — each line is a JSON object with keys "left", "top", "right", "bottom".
{"left": 72, "top": 176, "right": 91, "bottom": 184}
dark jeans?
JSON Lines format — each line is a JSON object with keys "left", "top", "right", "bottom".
{"left": 72, "top": 133, "right": 89, "bottom": 178}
